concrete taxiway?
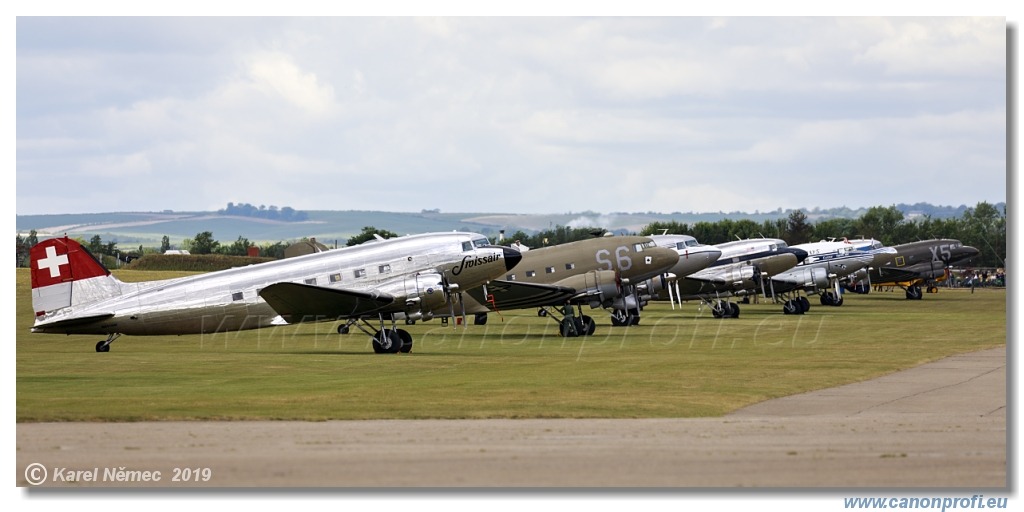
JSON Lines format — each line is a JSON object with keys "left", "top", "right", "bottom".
{"left": 17, "top": 347, "right": 1006, "bottom": 488}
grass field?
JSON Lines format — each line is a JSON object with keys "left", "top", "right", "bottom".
{"left": 16, "top": 269, "right": 1007, "bottom": 422}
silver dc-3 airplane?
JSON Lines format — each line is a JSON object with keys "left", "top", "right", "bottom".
{"left": 649, "top": 235, "right": 808, "bottom": 318}
{"left": 769, "top": 238, "right": 897, "bottom": 313}
{"left": 30, "top": 233, "right": 522, "bottom": 354}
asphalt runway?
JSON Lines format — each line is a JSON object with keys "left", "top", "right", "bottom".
{"left": 16, "top": 346, "right": 1006, "bottom": 488}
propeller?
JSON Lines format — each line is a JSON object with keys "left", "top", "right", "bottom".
{"left": 441, "top": 272, "right": 466, "bottom": 328}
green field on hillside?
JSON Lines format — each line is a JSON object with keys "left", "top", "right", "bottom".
{"left": 16, "top": 269, "right": 1006, "bottom": 422}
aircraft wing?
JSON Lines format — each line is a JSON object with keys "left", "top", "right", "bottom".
{"left": 466, "top": 280, "right": 578, "bottom": 310}
{"left": 259, "top": 282, "right": 395, "bottom": 323}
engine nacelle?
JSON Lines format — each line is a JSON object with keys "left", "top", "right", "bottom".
{"left": 712, "top": 264, "right": 757, "bottom": 290}
{"left": 376, "top": 272, "right": 448, "bottom": 321}
{"left": 611, "top": 294, "right": 640, "bottom": 311}
{"left": 842, "top": 268, "right": 871, "bottom": 294}
{"left": 641, "top": 273, "right": 677, "bottom": 300}
{"left": 780, "top": 267, "right": 830, "bottom": 291}
{"left": 556, "top": 270, "right": 620, "bottom": 309}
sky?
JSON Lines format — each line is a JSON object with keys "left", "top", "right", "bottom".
{"left": 13, "top": 12, "right": 1010, "bottom": 216}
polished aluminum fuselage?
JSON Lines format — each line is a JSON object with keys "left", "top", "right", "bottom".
{"left": 647, "top": 234, "right": 723, "bottom": 278}
{"left": 32, "top": 232, "right": 516, "bottom": 336}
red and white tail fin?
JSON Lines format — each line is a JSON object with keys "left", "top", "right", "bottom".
{"left": 30, "top": 237, "right": 123, "bottom": 319}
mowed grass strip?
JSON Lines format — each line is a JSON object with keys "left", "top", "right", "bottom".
{"left": 16, "top": 269, "right": 1006, "bottom": 421}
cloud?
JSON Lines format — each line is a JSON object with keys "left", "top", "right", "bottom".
{"left": 14, "top": 17, "right": 1007, "bottom": 215}
{"left": 243, "top": 51, "right": 337, "bottom": 115}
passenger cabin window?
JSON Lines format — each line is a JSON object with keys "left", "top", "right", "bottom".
{"left": 354, "top": 269, "right": 367, "bottom": 278}
{"left": 526, "top": 270, "right": 536, "bottom": 278}
{"left": 379, "top": 264, "right": 392, "bottom": 274}
{"left": 305, "top": 278, "right": 317, "bottom": 285}
{"left": 231, "top": 292, "right": 243, "bottom": 301}
{"left": 330, "top": 273, "right": 342, "bottom": 283}
{"left": 506, "top": 274, "right": 516, "bottom": 281}
{"left": 565, "top": 263, "right": 575, "bottom": 270}
{"left": 546, "top": 266, "right": 555, "bottom": 274}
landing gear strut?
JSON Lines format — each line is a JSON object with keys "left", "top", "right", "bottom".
{"left": 343, "top": 317, "right": 413, "bottom": 354}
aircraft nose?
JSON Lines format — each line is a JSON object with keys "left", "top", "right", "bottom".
{"left": 788, "top": 247, "right": 809, "bottom": 263}
{"left": 502, "top": 246, "right": 523, "bottom": 271}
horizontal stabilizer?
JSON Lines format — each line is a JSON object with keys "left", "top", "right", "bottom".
{"left": 32, "top": 313, "right": 116, "bottom": 332}
{"left": 467, "top": 280, "right": 578, "bottom": 310}
{"left": 259, "top": 282, "right": 395, "bottom": 323}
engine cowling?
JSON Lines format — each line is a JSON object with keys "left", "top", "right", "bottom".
{"left": 639, "top": 273, "right": 677, "bottom": 301}
{"left": 376, "top": 272, "right": 448, "bottom": 321}
{"left": 781, "top": 267, "right": 830, "bottom": 291}
{"left": 709, "top": 264, "right": 757, "bottom": 290}
{"left": 555, "top": 270, "right": 620, "bottom": 308}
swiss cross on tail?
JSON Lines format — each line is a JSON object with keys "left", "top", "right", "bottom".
{"left": 30, "top": 237, "right": 110, "bottom": 289}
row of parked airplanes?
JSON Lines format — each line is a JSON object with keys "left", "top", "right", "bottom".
{"left": 28, "top": 231, "right": 980, "bottom": 353}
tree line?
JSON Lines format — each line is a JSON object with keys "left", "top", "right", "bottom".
{"left": 219, "top": 202, "right": 309, "bottom": 222}
{"left": 15, "top": 202, "right": 1006, "bottom": 269}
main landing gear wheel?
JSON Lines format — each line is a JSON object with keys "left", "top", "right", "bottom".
{"left": 820, "top": 292, "right": 843, "bottom": 306}
{"left": 372, "top": 329, "right": 405, "bottom": 354}
{"left": 559, "top": 315, "right": 597, "bottom": 337}
{"left": 397, "top": 329, "right": 413, "bottom": 353}
{"left": 783, "top": 298, "right": 809, "bottom": 315}
{"left": 95, "top": 333, "right": 119, "bottom": 352}
{"left": 610, "top": 309, "right": 640, "bottom": 327}
{"left": 905, "top": 285, "right": 923, "bottom": 300}
{"left": 581, "top": 315, "right": 596, "bottom": 335}
{"left": 711, "top": 301, "right": 740, "bottom": 318}
{"left": 338, "top": 324, "right": 350, "bottom": 334}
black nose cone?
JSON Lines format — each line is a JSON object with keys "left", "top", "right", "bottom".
{"left": 503, "top": 246, "right": 523, "bottom": 271}
{"left": 789, "top": 248, "right": 809, "bottom": 263}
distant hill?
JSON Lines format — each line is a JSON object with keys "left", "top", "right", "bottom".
{"left": 15, "top": 203, "right": 997, "bottom": 249}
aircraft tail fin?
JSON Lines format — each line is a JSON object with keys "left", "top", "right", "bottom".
{"left": 30, "top": 237, "right": 123, "bottom": 320}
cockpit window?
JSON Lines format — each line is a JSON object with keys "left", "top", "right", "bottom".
{"left": 685, "top": 240, "right": 700, "bottom": 247}
{"left": 463, "top": 238, "right": 491, "bottom": 252}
